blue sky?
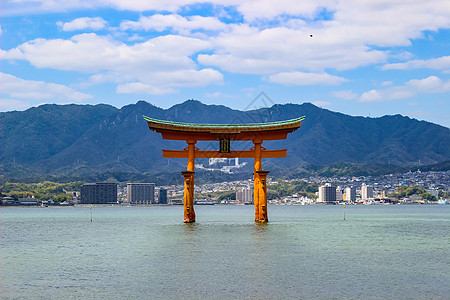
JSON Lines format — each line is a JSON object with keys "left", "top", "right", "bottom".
{"left": 1, "top": 0, "right": 449, "bottom": 127}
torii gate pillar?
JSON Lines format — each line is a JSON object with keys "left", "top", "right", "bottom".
{"left": 182, "top": 140, "right": 196, "bottom": 223}
{"left": 182, "top": 170, "right": 195, "bottom": 223}
{"left": 256, "top": 170, "right": 269, "bottom": 223}
{"left": 253, "top": 140, "right": 270, "bottom": 222}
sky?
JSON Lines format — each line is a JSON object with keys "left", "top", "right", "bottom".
{"left": 1, "top": 0, "right": 449, "bottom": 127}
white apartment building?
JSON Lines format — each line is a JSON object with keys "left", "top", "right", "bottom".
{"left": 361, "top": 183, "right": 374, "bottom": 200}
{"left": 319, "top": 183, "right": 337, "bottom": 204}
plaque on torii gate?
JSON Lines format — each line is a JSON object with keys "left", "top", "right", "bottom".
{"left": 144, "top": 115, "right": 305, "bottom": 223}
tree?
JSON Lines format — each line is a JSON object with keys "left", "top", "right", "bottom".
{"left": 217, "top": 191, "right": 236, "bottom": 201}
{"left": 421, "top": 192, "right": 437, "bottom": 202}
{"left": 390, "top": 185, "right": 437, "bottom": 201}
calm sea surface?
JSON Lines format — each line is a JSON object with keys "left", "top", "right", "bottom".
{"left": 1, "top": 205, "right": 449, "bottom": 299}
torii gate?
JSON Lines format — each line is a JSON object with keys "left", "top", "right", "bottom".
{"left": 144, "top": 116, "right": 305, "bottom": 223}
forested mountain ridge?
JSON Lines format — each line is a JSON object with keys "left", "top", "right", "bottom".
{"left": 1, "top": 100, "right": 449, "bottom": 181}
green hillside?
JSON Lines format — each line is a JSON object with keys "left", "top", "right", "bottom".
{"left": 1, "top": 100, "right": 449, "bottom": 183}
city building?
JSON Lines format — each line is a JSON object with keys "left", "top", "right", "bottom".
{"left": 345, "top": 186, "right": 356, "bottom": 202}
{"left": 236, "top": 186, "right": 253, "bottom": 204}
{"left": 159, "top": 188, "right": 168, "bottom": 204}
{"left": 1, "top": 197, "right": 15, "bottom": 205}
{"left": 127, "top": 183, "right": 155, "bottom": 204}
{"left": 336, "top": 186, "right": 344, "bottom": 202}
{"left": 80, "top": 182, "right": 117, "bottom": 204}
{"left": 18, "top": 198, "right": 39, "bottom": 205}
{"left": 171, "top": 198, "right": 183, "bottom": 205}
{"left": 319, "top": 183, "right": 337, "bottom": 204}
{"left": 361, "top": 183, "right": 374, "bottom": 200}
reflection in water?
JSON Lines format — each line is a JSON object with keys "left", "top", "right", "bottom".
{"left": 183, "top": 222, "right": 199, "bottom": 235}
{"left": 252, "top": 222, "right": 269, "bottom": 237}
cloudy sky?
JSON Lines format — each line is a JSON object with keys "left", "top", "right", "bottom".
{"left": 1, "top": 0, "right": 449, "bottom": 127}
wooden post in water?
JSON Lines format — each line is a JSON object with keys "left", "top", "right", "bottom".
{"left": 253, "top": 140, "right": 262, "bottom": 222}
{"left": 182, "top": 171, "right": 195, "bottom": 223}
{"left": 256, "top": 170, "right": 269, "bottom": 223}
{"left": 183, "top": 139, "right": 197, "bottom": 223}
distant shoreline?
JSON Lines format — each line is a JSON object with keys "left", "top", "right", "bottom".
{"left": 1, "top": 203, "right": 447, "bottom": 208}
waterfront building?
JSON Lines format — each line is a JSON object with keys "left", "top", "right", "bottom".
{"left": 336, "top": 186, "right": 344, "bottom": 202}
{"left": 127, "top": 183, "right": 155, "bottom": 204}
{"left": 345, "top": 186, "right": 356, "bottom": 202}
{"left": 18, "top": 198, "right": 39, "bottom": 205}
{"left": 2, "top": 197, "right": 15, "bottom": 205}
{"left": 80, "top": 182, "right": 117, "bottom": 204}
{"left": 236, "top": 186, "right": 253, "bottom": 204}
{"left": 319, "top": 183, "right": 337, "bottom": 204}
{"left": 158, "top": 188, "right": 168, "bottom": 204}
{"left": 361, "top": 183, "right": 374, "bottom": 200}
{"left": 171, "top": 198, "right": 183, "bottom": 205}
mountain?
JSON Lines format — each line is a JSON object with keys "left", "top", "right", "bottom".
{"left": 0, "top": 104, "right": 117, "bottom": 164}
{"left": 1, "top": 100, "right": 449, "bottom": 182}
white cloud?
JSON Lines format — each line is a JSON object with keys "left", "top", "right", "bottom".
{"left": 406, "top": 76, "right": 450, "bottom": 93}
{"left": 268, "top": 72, "right": 347, "bottom": 86}
{"left": 2, "top": 33, "right": 211, "bottom": 73}
{"left": 198, "top": 24, "right": 388, "bottom": 74}
{"left": 359, "top": 89, "right": 383, "bottom": 102}
{"left": 0, "top": 47, "right": 23, "bottom": 60}
{"left": 197, "top": 1, "right": 450, "bottom": 74}
{"left": 116, "top": 82, "right": 177, "bottom": 95}
{"left": 120, "top": 14, "right": 227, "bottom": 34}
{"left": 57, "top": 17, "right": 107, "bottom": 31}
{"left": 312, "top": 101, "right": 331, "bottom": 108}
{"left": 146, "top": 69, "right": 223, "bottom": 87}
{"left": 128, "top": 34, "right": 144, "bottom": 41}
{"left": 0, "top": 99, "right": 31, "bottom": 112}
{"left": 390, "top": 51, "right": 414, "bottom": 61}
{"left": 359, "top": 76, "right": 450, "bottom": 102}
{"left": 382, "top": 56, "right": 450, "bottom": 70}
{"left": 3, "top": 1, "right": 450, "bottom": 101}
{"left": 0, "top": 72, "right": 92, "bottom": 101}
{"left": 2, "top": 0, "right": 193, "bottom": 15}
{"left": 5, "top": 0, "right": 450, "bottom": 34}
{"left": 106, "top": 0, "right": 198, "bottom": 12}
{"left": 205, "top": 92, "right": 238, "bottom": 98}
{"left": 333, "top": 90, "right": 358, "bottom": 100}
{"left": 234, "top": 0, "right": 335, "bottom": 21}
{"left": 6, "top": 1, "right": 449, "bottom": 47}
{"left": 1, "top": 33, "right": 222, "bottom": 95}
{"left": 3, "top": 0, "right": 326, "bottom": 17}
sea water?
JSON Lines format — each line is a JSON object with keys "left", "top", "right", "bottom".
{"left": 1, "top": 205, "right": 449, "bottom": 299}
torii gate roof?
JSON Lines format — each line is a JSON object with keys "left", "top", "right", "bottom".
{"left": 144, "top": 115, "right": 305, "bottom": 141}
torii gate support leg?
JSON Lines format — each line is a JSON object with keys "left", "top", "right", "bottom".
{"left": 182, "top": 171, "right": 195, "bottom": 223}
{"left": 183, "top": 140, "right": 196, "bottom": 223}
{"left": 256, "top": 170, "right": 269, "bottom": 223}
{"left": 253, "top": 140, "right": 262, "bottom": 222}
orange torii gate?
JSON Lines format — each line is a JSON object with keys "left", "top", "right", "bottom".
{"left": 144, "top": 116, "right": 305, "bottom": 223}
